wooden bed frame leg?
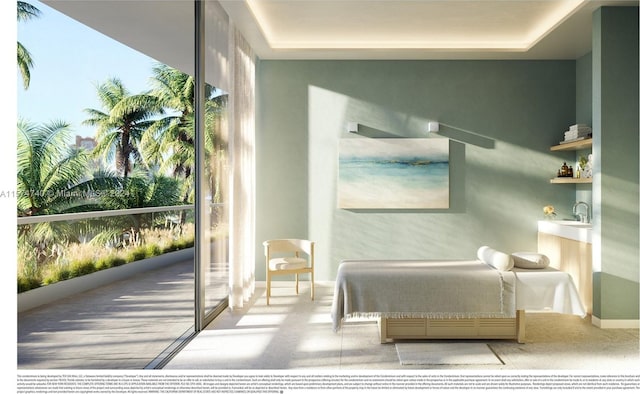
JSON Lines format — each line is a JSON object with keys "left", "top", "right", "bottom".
{"left": 378, "top": 317, "right": 388, "bottom": 343}
{"left": 516, "top": 310, "right": 526, "bottom": 343}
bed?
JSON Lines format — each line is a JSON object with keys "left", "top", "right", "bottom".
{"left": 331, "top": 252, "right": 587, "bottom": 344}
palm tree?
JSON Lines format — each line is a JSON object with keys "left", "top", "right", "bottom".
{"left": 17, "top": 119, "right": 120, "bottom": 262}
{"left": 17, "top": 1, "right": 41, "bottom": 89}
{"left": 17, "top": 119, "right": 89, "bottom": 217}
{"left": 84, "top": 77, "right": 162, "bottom": 178}
{"left": 17, "top": 119, "right": 127, "bottom": 215}
{"left": 143, "top": 64, "right": 223, "bottom": 204}
{"left": 143, "top": 64, "right": 202, "bottom": 178}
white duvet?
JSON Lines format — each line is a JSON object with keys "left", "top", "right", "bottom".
{"left": 331, "top": 259, "right": 516, "bottom": 331}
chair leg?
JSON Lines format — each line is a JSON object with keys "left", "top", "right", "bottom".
{"left": 311, "top": 270, "right": 315, "bottom": 301}
{"left": 266, "top": 274, "right": 271, "bottom": 305}
{"left": 295, "top": 273, "right": 299, "bottom": 294}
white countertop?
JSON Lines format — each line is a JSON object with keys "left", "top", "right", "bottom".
{"left": 538, "top": 220, "right": 592, "bottom": 244}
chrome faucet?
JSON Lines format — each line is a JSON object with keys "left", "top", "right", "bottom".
{"left": 573, "top": 201, "right": 591, "bottom": 223}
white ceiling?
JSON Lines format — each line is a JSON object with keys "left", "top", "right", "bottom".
{"left": 43, "top": 0, "right": 638, "bottom": 62}
{"left": 220, "top": 0, "right": 637, "bottom": 59}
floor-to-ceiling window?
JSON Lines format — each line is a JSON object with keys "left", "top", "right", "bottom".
{"left": 16, "top": 0, "right": 232, "bottom": 368}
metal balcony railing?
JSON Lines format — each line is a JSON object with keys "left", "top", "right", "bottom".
{"left": 17, "top": 204, "right": 195, "bottom": 225}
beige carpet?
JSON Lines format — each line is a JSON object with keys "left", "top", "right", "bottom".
{"left": 395, "top": 342, "right": 504, "bottom": 365}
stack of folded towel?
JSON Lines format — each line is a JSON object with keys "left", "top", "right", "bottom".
{"left": 561, "top": 124, "right": 592, "bottom": 144}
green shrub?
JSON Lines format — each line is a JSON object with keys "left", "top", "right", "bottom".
{"left": 18, "top": 276, "right": 41, "bottom": 293}
{"left": 17, "top": 222, "right": 196, "bottom": 293}
{"left": 95, "top": 256, "right": 113, "bottom": 271}
{"left": 145, "top": 243, "right": 162, "bottom": 258}
{"left": 69, "top": 259, "right": 97, "bottom": 277}
{"left": 161, "top": 243, "right": 178, "bottom": 253}
{"left": 110, "top": 256, "right": 127, "bottom": 267}
{"left": 174, "top": 237, "right": 195, "bottom": 250}
{"left": 126, "top": 246, "right": 147, "bottom": 262}
{"left": 43, "top": 267, "right": 71, "bottom": 285}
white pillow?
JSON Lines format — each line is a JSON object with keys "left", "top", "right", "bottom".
{"left": 511, "top": 252, "right": 550, "bottom": 269}
{"left": 477, "top": 246, "right": 514, "bottom": 271}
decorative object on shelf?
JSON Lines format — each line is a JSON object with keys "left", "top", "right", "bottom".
{"left": 338, "top": 138, "right": 449, "bottom": 209}
{"left": 583, "top": 153, "right": 593, "bottom": 178}
{"left": 576, "top": 155, "right": 589, "bottom": 178}
{"left": 543, "top": 205, "right": 557, "bottom": 220}
{"left": 578, "top": 155, "right": 588, "bottom": 170}
{"left": 559, "top": 124, "right": 592, "bottom": 144}
{"left": 557, "top": 162, "right": 573, "bottom": 177}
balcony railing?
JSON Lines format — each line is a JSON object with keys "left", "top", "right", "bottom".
{"left": 17, "top": 204, "right": 195, "bottom": 225}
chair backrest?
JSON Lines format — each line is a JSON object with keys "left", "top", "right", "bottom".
{"left": 263, "top": 239, "right": 314, "bottom": 262}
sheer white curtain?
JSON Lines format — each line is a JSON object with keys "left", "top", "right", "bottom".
{"left": 228, "top": 21, "right": 256, "bottom": 309}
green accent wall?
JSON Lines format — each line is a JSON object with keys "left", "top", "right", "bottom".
{"left": 576, "top": 52, "right": 593, "bottom": 126}
{"left": 575, "top": 52, "right": 593, "bottom": 206}
{"left": 256, "top": 60, "right": 576, "bottom": 281}
{"left": 591, "top": 7, "right": 640, "bottom": 320}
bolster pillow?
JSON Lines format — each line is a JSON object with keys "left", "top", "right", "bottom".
{"left": 511, "top": 252, "right": 550, "bottom": 269}
{"left": 477, "top": 246, "right": 514, "bottom": 271}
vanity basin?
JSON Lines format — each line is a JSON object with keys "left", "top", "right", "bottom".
{"left": 548, "top": 220, "right": 592, "bottom": 228}
{"left": 538, "top": 220, "right": 592, "bottom": 243}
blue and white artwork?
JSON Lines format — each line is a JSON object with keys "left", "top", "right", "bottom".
{"left": 338, "top": 138, "right": 449, "bottom": 209}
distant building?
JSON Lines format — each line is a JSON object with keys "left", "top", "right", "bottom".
{"left": 75, "top": 136, "right": 97, "bottom": 151}
{"left": 73, "top": 135, "right": 106, "bottom": 175}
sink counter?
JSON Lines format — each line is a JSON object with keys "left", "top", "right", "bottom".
{"left": 538, "top": 220, "right": 592, "bottom": 244}
{"left": 537, "top": 220, "right": 593, "bottom": 313}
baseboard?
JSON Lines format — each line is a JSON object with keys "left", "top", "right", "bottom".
{"left": 592, "top": 315, "right": 640, "bottom": 329}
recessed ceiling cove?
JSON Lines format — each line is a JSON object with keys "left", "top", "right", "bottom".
{"left": 246, "top": 0, "right": 586, "bottom": 51}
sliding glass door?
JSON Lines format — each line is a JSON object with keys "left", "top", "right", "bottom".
{"left": 194, "top": 0, "right": 230, "bottom": 329}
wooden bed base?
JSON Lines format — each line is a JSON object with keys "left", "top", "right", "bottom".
{"left": 378, "top": 310, "right": 526, "bottom": 344}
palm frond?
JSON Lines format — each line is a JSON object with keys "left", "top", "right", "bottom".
{"left": 18, "top": 1, "right": 41, "bottom": 22}
{"left": 92, "top": 131, "right": 118, "bottom": 163}
{"left": 82, "top": 108, "right": 110, "bottom": 126}
{"left": 109, "top": 94, "right": 162, "bottom": 123}
{"left": 41, "top": 147, "right": 88, "bottom": 195}
{"left": 17, "top": 42, "right": 33, "bottom": 89}
{"left": 16, "top": 119, "right": 95, "bottom": 216}
{"left": 100, "top": 78, "right": 128, "bottom": 108}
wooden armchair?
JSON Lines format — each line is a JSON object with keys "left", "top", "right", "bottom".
{"left": 263, "top": 239, "right": 315, "bottom": 305}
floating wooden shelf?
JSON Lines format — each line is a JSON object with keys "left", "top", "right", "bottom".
{"left": 550, "top": 177, "right": 593, "bottom": 184}
{"left": 550, "top": 138, "right": 592, "bottom": 152}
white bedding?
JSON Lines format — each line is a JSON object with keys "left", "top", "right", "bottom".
{"left": 331, "top": 259, "right": 516, "bottom": 331}
{"left": 513, "top": 266, "right": 586, "bottom": 317}
{"left": 331, "top": 260, "right": 587, "bottom": 331}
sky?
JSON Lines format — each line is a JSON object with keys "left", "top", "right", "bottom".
{"left": 16, "top": 0, "right": 160, "bottom": 139}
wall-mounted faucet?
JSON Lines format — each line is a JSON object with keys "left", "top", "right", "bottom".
{"left": 573, "top": 201, "right": 591, "bottom": 223}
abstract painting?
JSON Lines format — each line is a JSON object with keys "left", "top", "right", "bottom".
{"left": 338, "top": 138, "right": 449, "bottom": 209}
